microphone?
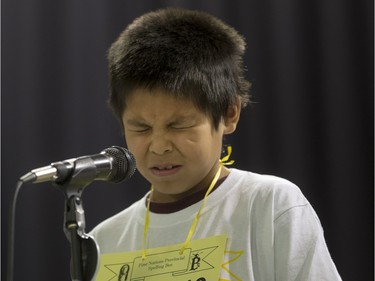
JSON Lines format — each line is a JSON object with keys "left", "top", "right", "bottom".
{"left": 20, "top": 146, "right": 136, "bottom": 185}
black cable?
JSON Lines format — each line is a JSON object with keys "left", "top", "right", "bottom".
{"left": 7, "top": 177, "right": 30, "bottom": 281}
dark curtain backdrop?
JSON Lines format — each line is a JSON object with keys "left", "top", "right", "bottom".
{"left": 2, "top": 0, "right": 373, "bottom": 280}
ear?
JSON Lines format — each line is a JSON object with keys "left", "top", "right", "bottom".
{"left": 223, "top": 97, "right": 241, "bottom": 134}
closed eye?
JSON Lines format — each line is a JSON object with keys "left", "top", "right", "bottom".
{"left": 130, "top": 126, "right": 151, "bottom": 133}
{"left": 170, "top": 124, "right": 195, "bottom": 130}
{"left": 168, "top": 119, "right": 196, "bottom": 130}
{"left": 125, "top": 119, "right": 152, "bottom": 133}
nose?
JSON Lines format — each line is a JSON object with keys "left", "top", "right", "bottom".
{"left": 149, "top": 131, "right": 172, "bottom": 155}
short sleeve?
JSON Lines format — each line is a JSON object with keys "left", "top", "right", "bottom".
{"left": 274, "top": 203, "right": 342, "bottom": 281}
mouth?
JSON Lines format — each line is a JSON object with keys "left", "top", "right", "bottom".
{"left": 150, "top": 165, "right": 181, "bottom": 176}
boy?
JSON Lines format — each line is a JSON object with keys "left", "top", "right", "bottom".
{"left": 91, "top": 8, "right": 342, "bottom": 280}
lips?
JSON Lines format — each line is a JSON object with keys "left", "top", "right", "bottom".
{"left": 150, "top": 164, "right": 181, "bottom": 176}
{"left": 155, "top": 165, "right": 175, "bottom": 170}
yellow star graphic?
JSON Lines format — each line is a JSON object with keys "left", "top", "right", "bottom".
{"left": 219, "top": 250, "right": 244, "bottom": 281}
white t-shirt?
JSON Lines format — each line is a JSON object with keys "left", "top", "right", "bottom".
{"left": 90, "top": 168, "right": 342, "bottom": 280}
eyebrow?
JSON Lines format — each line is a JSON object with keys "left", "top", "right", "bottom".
{"left": 168, "top": 116, "right": 193, "bottom": 125}
{"left": 125, "top": 119, "right": 149, "bottom": 127}
{"left": 125, "top": 114, "right": 198, "bottom": 127}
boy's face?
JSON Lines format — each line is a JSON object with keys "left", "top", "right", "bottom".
{"left": 122, "top": 88, "right": 240, "bottom": 203}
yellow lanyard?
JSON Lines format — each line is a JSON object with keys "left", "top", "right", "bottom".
{"left": 142, "top": 146, "right": 234, "bottom": 259}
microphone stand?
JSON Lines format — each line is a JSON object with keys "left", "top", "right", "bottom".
{"left": 53, "top": 158, "right": 100, "bottom": 281}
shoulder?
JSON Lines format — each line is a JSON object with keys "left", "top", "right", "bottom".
{"left": 228, "top": 168, "right": 307, "bottom": 202}
{"left": 227, "top": 168, "right": 310, "bottom": 217}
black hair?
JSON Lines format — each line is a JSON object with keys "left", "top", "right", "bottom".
{"left": 108, "top": 7, "right": 251, "bottom": 129}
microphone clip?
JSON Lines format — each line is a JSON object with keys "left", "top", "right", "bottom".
{"left": 52, "top": 157, "right": 100, "bottom": 199}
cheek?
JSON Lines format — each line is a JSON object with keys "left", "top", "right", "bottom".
{"left": 181, "top": 132, "right": 222, "bottom": 158}
{"left": 124, "top": 133, "right": 147, "bottom": 161}
{"left": 175, "top": 131, "right": 203, "bottom": 151}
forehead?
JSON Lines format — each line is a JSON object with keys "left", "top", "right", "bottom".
{"left": 122, "top": 88, "right": 206, "bottom": 120}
